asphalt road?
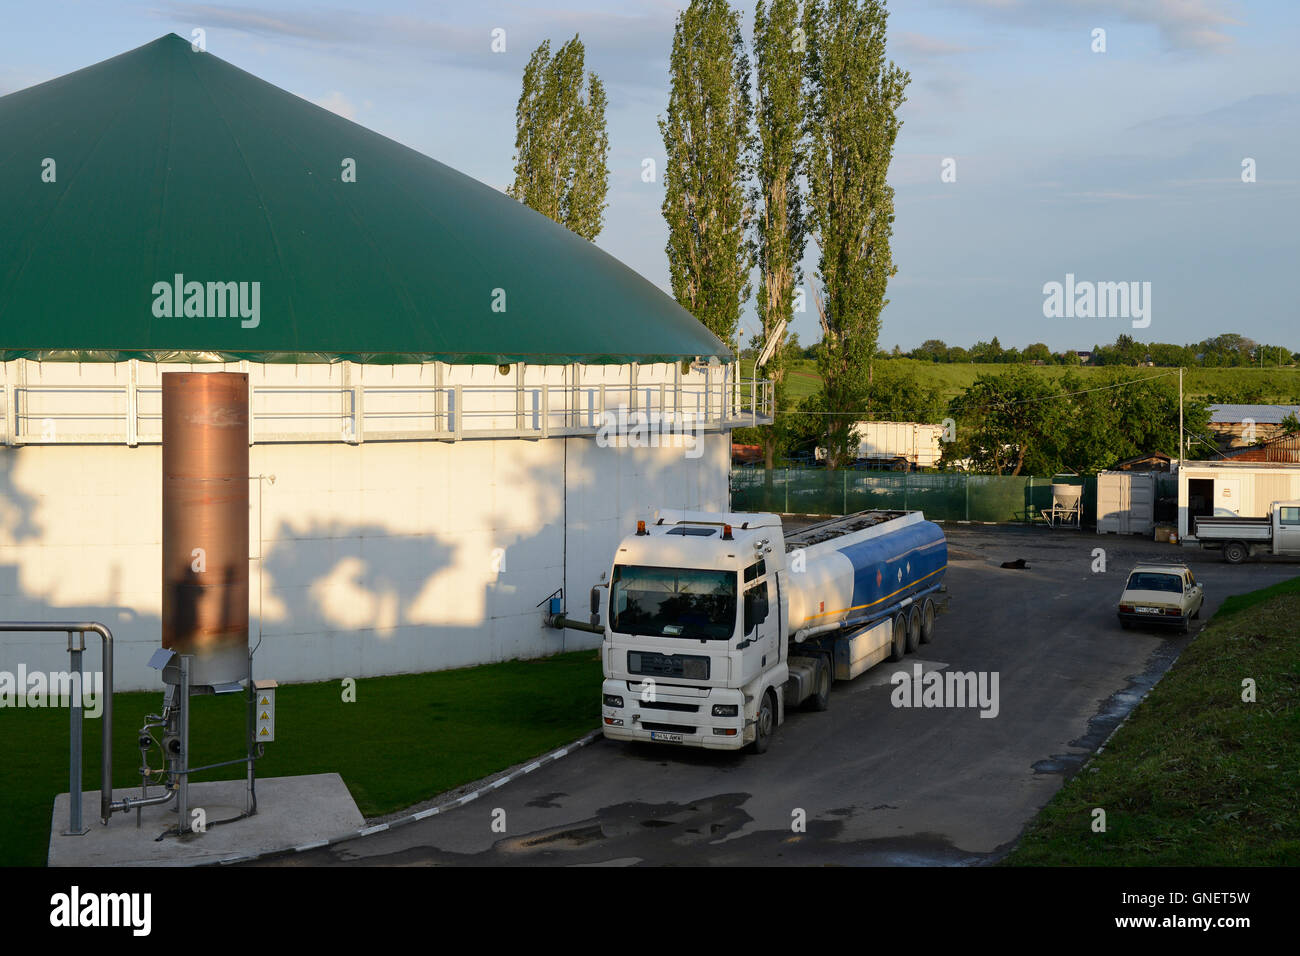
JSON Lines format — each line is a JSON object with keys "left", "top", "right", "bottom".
{"left": 261, "top": 526, "right": 1297, "bottom": 867}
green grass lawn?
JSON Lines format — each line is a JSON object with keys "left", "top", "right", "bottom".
{"left": 1005, "top": 581, "right": 1300, "bottom": 866}
{"left": 1, "top": 650, "right": 602, "bottom": 867}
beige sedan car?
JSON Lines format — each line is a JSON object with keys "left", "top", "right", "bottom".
{"left": 1117, "top": 564, "right": 1205, "bottom": 633}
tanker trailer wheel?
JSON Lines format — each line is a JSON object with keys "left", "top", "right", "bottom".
{"left": 919, "top": 598, "right": 936, "bottom": 645}
{"left": 1224, "top": 541, "right": 1248, "bottom": 564}
{"left": 750, "top": 689, "right": 776, "bottom": 754}
{"left": 905, "top": 605, "right": 921, "bottom": 654}
{"left": 805, "top": 656, "right": 831, "bottom": 712}
{"left": 888, "top": 612, "right": 907, "bottom": 662}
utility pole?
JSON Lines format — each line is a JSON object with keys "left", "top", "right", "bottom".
{"left": 1178, "top": 366, "right": 1184, "bottom": 467}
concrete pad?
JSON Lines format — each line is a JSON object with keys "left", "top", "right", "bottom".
{"left": 48, "top": 774, "right": 363, "bottom": 866}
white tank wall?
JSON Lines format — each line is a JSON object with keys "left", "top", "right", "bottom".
{"left": 0, "top": 431, "right": 728, "bottom": 690}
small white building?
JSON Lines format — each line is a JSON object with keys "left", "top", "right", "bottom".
{"left": 1176, "top": 461, "right": 1300, "bottom": 542}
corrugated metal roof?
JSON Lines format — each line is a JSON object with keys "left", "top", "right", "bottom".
{"left": 0, "top": 35, "right": 730, "bottom": 365}
{"left": 1208, "top": 404, "right": 1300, "bottom": 424}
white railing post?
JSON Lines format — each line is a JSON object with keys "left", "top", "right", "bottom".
{"left": 126, "top": 360, "right": 139, "bottom": 447}
{"left": 541, "top": 385, "right": 550, "bottom": 439}
{"left": 453, "top": 385, "right": 462, "bottom": 440}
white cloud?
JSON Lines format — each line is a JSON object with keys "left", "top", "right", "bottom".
{"left": 939, "top": 0, "right": 1241, "bottom": 51}
{"left": 312, "top": 90, "right": 357, "bottom": 120}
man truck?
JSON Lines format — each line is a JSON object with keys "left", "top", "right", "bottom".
{"left": 590, "top": 509, "right": 948, "bottom": 753}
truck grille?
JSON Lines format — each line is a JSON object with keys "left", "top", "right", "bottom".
{"left": 640, "top": 700, "right": 699, "bottom": 713}
{"left": 627, "top": 651, "right": 710, "bottom": 680}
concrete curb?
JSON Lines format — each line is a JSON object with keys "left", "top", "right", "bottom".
{"left": 212, "top": 729, "right": 603, "bottom": 865}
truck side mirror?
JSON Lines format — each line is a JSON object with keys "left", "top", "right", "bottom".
{"left": 743, "top": 592, "right": 756, "bottom": 634}
{"left": 590, "top": 586, "right": 601, "bottom": 616}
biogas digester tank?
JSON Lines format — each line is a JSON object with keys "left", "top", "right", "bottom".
{"left": 160, "top": 372, "right": 250, "bottom": 687}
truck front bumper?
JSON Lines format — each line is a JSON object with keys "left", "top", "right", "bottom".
{"left": 601, "top": 679, "right": 749, "bottom": 751}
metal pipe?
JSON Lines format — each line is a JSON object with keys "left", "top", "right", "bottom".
{"left": 0, "top": 621, "right": 114, "bottom": 826}
{"left": 548, "top": 614, "right": 605, "bottom": 635}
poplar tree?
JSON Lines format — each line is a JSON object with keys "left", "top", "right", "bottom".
{"left": 753, "top": 0, "right": 807, "bottom": 468}
{"left": 803, "top": 0, "right": 909, "bottom": 467}
{"left": 660, "top": 0, "right": 754, "bottom": 351}
{"left": 508, "top": 36, "right": 610, "bottom": 241}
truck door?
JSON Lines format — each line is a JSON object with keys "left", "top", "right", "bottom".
{"left": 742, "top": 560, "right": 779, "bottom": 678}
{"left": 1277, "top": 505, "right": 1300, "bottom": 554}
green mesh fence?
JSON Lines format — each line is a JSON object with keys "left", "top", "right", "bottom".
{"left": 730, "top": 468, "right": 1097, "bottom": 526}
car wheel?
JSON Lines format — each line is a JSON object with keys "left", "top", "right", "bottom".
{"left": 1224, "top": 541, "right": 1248, "bottom": 564}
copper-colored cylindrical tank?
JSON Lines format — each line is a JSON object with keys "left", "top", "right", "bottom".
{"left": 161, "top": 372, "right": 249, "bottom": 686}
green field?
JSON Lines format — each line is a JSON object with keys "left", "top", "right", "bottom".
{"left": 753, "top": 358, "right": 1300, "bottom": 410}
{"left": 1, "top": 650, "right": 602, "bottom": 867}
{"left": 1005, "top": 579, "right": 1300, "bottom": 866}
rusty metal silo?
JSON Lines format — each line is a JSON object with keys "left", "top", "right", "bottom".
{"left": 161, "top": 372, "right": 250, "bottom": 687}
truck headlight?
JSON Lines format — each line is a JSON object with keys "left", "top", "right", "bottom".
{"left": 604, "top": 694, "right": 624, "bottom": 708}
{"left": 712, "top": 704, "right": 738, "bottom": 717}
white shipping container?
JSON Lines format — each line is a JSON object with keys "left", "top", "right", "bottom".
{"left": 1096, "top": 471, "right": 1157, "bottom": 535}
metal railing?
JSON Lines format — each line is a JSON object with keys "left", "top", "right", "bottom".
{"left": 0, "top": 622, "right": 114, "bottom": 832}
{"left": 1, "top": 377, "right": 774, "bottom": 445}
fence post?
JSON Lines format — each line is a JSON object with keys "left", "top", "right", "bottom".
{"left": 842, "top": 469, "right": 847, "bottom": 515}
{"left": 965, "top": 475, "right": 970, "bottom": 521}
{"left": 903, "top": 471, "right": 909, "bottom": 511}
{"left": 784, "top": 468, "right": 789, "bottom": 514}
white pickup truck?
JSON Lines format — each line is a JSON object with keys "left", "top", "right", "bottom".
{"left": 1193, "top": 500, "right": 1300, "bottom": 563}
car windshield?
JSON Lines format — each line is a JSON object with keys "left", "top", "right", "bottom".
{"left": 610, "top": 565, "right": 737, "bottom": 640}
{"left": 1127, "top": 572, "right": 1183, "bottom": 593}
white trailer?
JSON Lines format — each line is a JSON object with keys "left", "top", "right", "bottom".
{"left": 815, "top": 421, "right": 945, "bottom": 468}
{"left": 591, "top": 509, "right": 949, "bottom": 753}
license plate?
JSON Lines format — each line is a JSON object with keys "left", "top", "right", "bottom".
{"left": 1135, "top": 606, "right": 1159, "bottom": 614}
{"left": 650, "top": 731, "right": 683, "bottom": 743}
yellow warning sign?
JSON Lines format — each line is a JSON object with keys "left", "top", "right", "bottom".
{"left": 259, "top": 696, "right": 271, "bottom": 706}
{"left": 260, "top": 711, "right": 270, "bottom": 720}
{"left": 259, "top": 727, "right": 270, "bottom": 736}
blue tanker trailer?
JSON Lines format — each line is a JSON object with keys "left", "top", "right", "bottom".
{"left": 596, "top": 509, "right": 949, "bottom": 753}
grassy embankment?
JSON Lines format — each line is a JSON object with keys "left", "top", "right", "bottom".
{"left": 1006, "top": 576, "right": 1300, "bottom": 865}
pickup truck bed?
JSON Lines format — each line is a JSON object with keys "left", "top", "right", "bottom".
{"left": 1194, "top": 515, "right": 1272, "bottom": 541}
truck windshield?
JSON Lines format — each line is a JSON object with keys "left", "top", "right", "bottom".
{"left": 610, "top": 565, "right": 737, "bottom": 640}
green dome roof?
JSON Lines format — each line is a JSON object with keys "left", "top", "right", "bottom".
{"left": 0, "top": 34, "right": 729, "bottom": 365}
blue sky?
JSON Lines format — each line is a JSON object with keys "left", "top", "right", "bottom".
{"left": 2, "top": 0, "right": 1296, "bottom": 353}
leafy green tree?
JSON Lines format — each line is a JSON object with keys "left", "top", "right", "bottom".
{"left": 752, "top": 0, "right": 807, "bottom": 470}
{"left": 943, "top": 367, "right": 1065, "bottom": 475}
{"left": 507, "top": 36, "right": 609, "bottom": 240}
{"left": 912, "top": 339, "right": 949, "bottom": 362}
{"left": 803, "top": 0, "right": 909, "bottom": 467}
{"left": 661, "top": 0, "right": 754, "bottom": 351}
{"left": 865, "top": 363, "right": 944, "bottom": 422}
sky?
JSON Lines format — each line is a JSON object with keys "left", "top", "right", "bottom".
{"left": 1, "top": 0, "right": 1297, "bottom": 354}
